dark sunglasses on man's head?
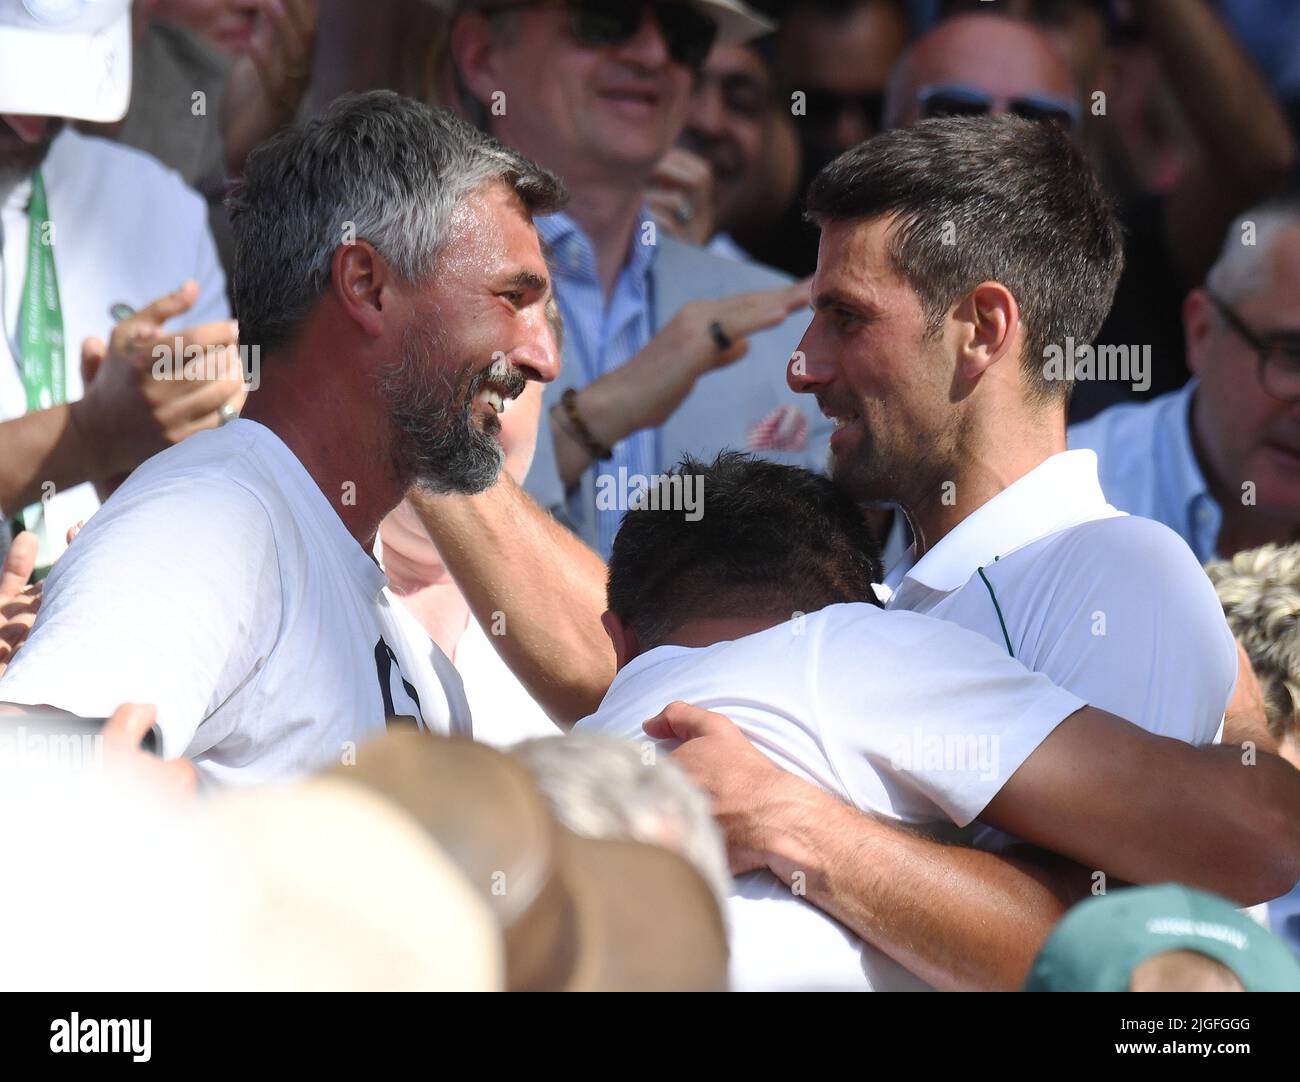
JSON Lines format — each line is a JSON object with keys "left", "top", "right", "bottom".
{"left": 917, "top": 83, "right": 1080, "bottom": 132}
{"left": 482, "top": 0, "right": 719, "bottom": 70}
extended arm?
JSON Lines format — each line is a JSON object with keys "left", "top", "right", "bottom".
{"left": 644, "top": 702, "right": 1093, "bottom": 991}
{"left": 983, "top": 705, "right": 1300, "bottom": 905}
{"left": 407, "top": 474, "right": 614, "bottom": 723}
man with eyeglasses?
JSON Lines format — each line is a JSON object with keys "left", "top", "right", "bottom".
{"left": 1071, "top": 198, "right": 1300, "bottom": 562}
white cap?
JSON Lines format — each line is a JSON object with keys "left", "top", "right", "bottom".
{"left": 0, "top": 0, "right": 132, "bottom": 123}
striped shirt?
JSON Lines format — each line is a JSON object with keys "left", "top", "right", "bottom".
{"left": 536, "top": 209, "right": 659, "bottom": 558}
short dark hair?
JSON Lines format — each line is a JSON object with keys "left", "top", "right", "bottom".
{"left": 227, "top": 91, "right": 565, "bottom": 356}
{"left": 607, "top": 452, "right": 883, "bottom": 649}
{"left": 805, "top": 115, "right": 1124, "bottom": 403}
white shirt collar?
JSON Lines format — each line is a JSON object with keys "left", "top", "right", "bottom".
{"left": 884, "top": 449, "right": 1123, "bottom": 594}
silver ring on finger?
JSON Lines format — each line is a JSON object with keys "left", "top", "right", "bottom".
{"left": 709, "top": 320, "right": 733, "bottom": 351}
{"left": 673, "top": 201, "right": 696, "bottom": 225}
{"left": 217, "top": 402, "right": 240, "bottom": 426}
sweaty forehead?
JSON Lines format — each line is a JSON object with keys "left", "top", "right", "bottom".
{"left": 441, "top": 183, "right": 545, "bottom": 273}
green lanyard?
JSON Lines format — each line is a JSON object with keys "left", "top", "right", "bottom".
{"left": 18, "top": 168, "right": 66, "bottom": 411}
{"left": 14, "top": 169, "right": 66, "bottom": 568}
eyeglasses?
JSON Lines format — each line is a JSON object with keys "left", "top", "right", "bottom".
{"left": 1208, "top": 294, "right": 1300, "bottom": 403}
{"left": 917, "top": 83, "right": 1079, "bottom": 132}
{"left": 481, "top": 1, "right": 719, "bottom": 70}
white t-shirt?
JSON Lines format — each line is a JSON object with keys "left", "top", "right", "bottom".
{"left": 0, "top": 127, "right": 229, "bottom": 562}
{"left": 0, "top": 420, "right": 468, "bottom": 786}
{"left": 574, "top": 602, "right": 1086, "bottom": 991}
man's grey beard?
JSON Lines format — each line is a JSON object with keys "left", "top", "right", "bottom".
{"left": 379, "top": 324, "right": 524, "bottom": 496}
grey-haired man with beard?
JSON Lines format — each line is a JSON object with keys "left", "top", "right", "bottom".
{"left": 0, "top": 92, "right": 565, "bottom": 786}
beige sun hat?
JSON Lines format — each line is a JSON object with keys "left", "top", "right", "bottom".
{"left": 204, "top": 776, "right": 505, "bottom": 992}
{"left": 333, "top": 730, "right": 730, "bottom": 992}
{"left": 426, "top": 0, "right": 774, "bottom": 45}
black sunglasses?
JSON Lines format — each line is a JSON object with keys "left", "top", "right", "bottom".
{"left": 482, "top": 0, "right": 719, "bottom": 70}
{"left": 917, "top": 83, "right": 1079, "bottom": 132}
{"left": 1209, "top": 294, "right": 1300, "bottom": 403}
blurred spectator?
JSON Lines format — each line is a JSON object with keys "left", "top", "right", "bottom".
{"left": 1025, "top": 884, "right": 1300, "bottom": 991}
{"left": 512, "top": 731, "right": 732, "bottom": 905}
{"left": 745, "top": 0, "right": 911, "bottom": 275}
{"left": 441, "top": 0, "right": 831, "bottom": 558}
{"left": 1071, "top": 198, "right": 1300, "bottom": 561}
{"left": 885, "top": 5, "right": 1297, "bottom": 422}
{"left": 83, "top": 1, "right": 322, "bottom": 277}
{"left": 1206, "top": 543, "right": 1300, "bottom": 770}
{"left": 0, "top": 94, "right": 565, "bottom": 783}
{"left": 648, "top": 38, "right": 800, "bottom": 263}
{"left": 338, "top": 731, "right": 730, "bottom": 990}
{"left": 378, "top": 380, "right": 562, "bottom": 744}
{"left": 0, "top": 0, "right": 239, "bottom": 570}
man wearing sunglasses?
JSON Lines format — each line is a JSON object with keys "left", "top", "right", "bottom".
{"left": 1071, "top": 199, "right": 1300, "bottom": 563}
{"left": 436, "top": 0, "right": 832, "bottom": 564}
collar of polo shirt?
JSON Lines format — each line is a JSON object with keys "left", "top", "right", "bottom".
{"left": 886, "top": 450, "right": 1126, "bottom": 594}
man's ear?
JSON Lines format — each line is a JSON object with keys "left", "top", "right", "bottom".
{"left": 601, "top": 610, "right": 641, "bottom": 671}
{"left": 953, "top": 281, "right": 1018, "bottom": 384}
{"left": 331, "top": 239, "right": 390, "bottom": 339}
{"left": 450, "top": 13, "right": 503, "bottom": 114}
{"left": 1183, "top": 288, "right": 1216, "bottom": 379}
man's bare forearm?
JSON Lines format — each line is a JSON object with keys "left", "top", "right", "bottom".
{"left": 758, "top": 774, "right": 1085, "bottom": 991}
{"left": 0, "top": 404, "right": 101, "bottom": 513}
{"left": 982, "top": 709, "right": 1300, "bottom": 905}
{"left": 407, "top": 475, "right": 615, "bottom": 723}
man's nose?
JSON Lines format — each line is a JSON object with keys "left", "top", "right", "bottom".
{"left": 787, "top": 324, "right": 832, "bottom": 394}
{"left": 689, "top": 79, "right": 726, "bottom": 138}
{"left": 512, "top": 316, "right": 562, "bottom": 385}
{"left": 614, "top": 8, "right": 673, "bottom": 69}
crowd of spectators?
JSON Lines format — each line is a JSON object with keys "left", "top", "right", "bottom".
{"left": 2, "top": 0, "right": 1300, "bottom": 992}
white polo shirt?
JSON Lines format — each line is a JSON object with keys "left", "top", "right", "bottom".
{"left": 883, "top": 450, "right": 1237, "bottom": 746}
{"left": 575, "top": 602, "right": 1087, "bottom": 991}
{"left": 0, "top": 127, "right": 228, "bottom": 562}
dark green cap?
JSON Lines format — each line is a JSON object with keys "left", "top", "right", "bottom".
{"left": 1025, "top": 883, "right": 1300, "bottom": 992}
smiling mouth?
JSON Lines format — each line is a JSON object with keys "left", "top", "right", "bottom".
{"left": 819, "top": 400, "right": 861, "bottom": 428}
{"left": 601, "top": 88, "right": 661, "bottom": 109}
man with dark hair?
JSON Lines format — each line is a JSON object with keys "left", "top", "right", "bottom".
{"left": 0, "top": 91, "right": 573, "bottom": 784}
{"left": 605, "top": 450, "right": 882, "bottom": 646}
{"left": 647, "top": 115, "right": 1289, "bottom": 988}
{"left": 580, "top": 453, "right": 1300, "bottom": 990}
